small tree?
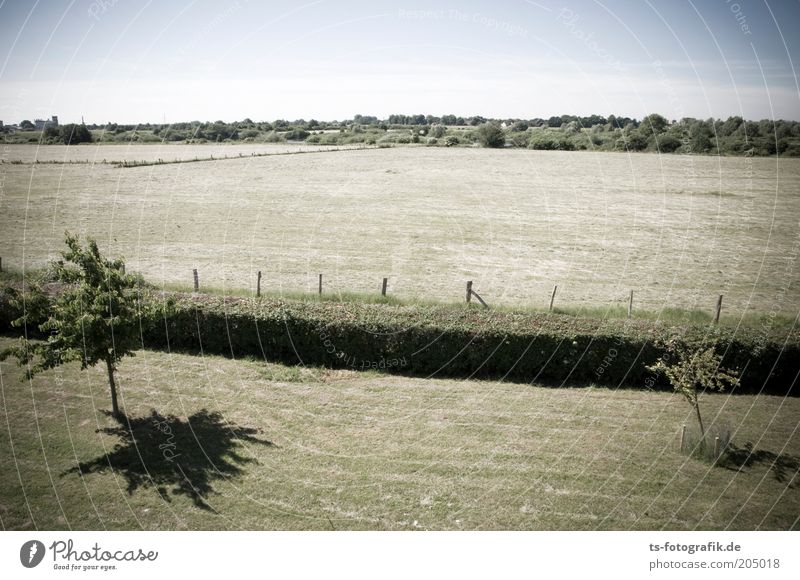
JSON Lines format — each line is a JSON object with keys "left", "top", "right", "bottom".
{"left": 648, "top": 343, "right": 739, "bottom": 439}
{"left": 476, "top": 123, "right": 505, "bottom": 148}
{"left": 59, "top": 123, "right": 93, "bottom": 145}
{"left": 1, "top": 233, "right": 147, "bottom": 419}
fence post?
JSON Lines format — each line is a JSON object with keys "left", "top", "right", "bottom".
{"left": 680, "top": 424, "right": 686, "bottom": 452}
{"left": 381, "top": 277, "right": 388, "bottom": 297}
{"left": 715, "top": 294, "right": 723, "bottom": 323}
{"left": 257, "top": 271, "right": 262, "bottom": 297}
{"left": 318, "top": 273, "right": 323, "bottom": 295}
{"left": 0, "top": 257, "right": 3, "bottom": 272}
{"left": 628, "top": 290, "right": 633, "bottom": 318}
{"left": 120, "top": 263, "right": 125, "bottom": 275}
{"left": 466, "top": 281, "right": 473, "bottom": 304}
{"left": 714, "top": 436, "right": 720, "bottom": 461}
{"left": 549, "top": 284, "right": 558, "bottom": 312}
{"left": 193, "top": 269, "right": 199, "bottom": 292}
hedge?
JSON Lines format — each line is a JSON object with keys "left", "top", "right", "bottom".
{"left": 143, "top": 295, "right": 797, "bottom": 395}
{"left": 2, "top": 291, "right": 798, "bottom": 395}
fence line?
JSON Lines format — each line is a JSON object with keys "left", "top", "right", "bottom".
{"left": 0, "top": 256, "right": 729, "bottom": 320}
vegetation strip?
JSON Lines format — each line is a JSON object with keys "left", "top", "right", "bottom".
{"left": 3, "top": 289, "right": 795, "bottom": 395}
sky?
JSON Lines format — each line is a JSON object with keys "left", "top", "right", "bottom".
{"left": 0, "top": 0, "right": 799, "bottom": 124}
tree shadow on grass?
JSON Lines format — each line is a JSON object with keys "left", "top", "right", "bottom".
{"left": 722, "top": 442, "right": 800, "bottom": 488}
{"left": 64, "top": 409, "right": 274, "bottom": 510}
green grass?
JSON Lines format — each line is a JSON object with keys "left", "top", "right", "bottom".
{"left": 4, "top": 267, "right": 796, "bottom": 331}
{"left": 1, "top": 336, "right": 797, "bottom": 530}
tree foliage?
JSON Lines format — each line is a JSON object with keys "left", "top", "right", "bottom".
{"left": 59, "top": 123, "right": 93, "bottom": 144}
{"left": 1, "top": 233, "right": 151, "bottom": 418}
{"left": 476, "top": 123, "right": 505, "bottom": 148}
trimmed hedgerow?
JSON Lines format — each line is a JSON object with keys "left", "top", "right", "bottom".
{"left": 138, "top": 294, "right": 798, "bottom": 395}
{"left": 3, "top": 290, "right": 797, "bottom": 395}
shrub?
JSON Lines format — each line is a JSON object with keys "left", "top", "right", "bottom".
{"left": 59, "top": 124, "right": 93, "bottom": 145}
{"left": 528, "top": 132, "right": 575, "bottom": 151}
{"left": 476, "top": 123, "right": 505, "bottom": 148}
{"left": 654, "top": 134, "right": 683, "bottom": 153}
{"left": 262, "top": 131, "right": 285, "bottom": 143}
{"left": 284, "top": 128, "right": 310, "bottom": 141}
{"left": 3, "top": 289, "right": 797, "bottom": 396}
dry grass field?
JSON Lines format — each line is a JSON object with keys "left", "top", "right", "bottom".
{"left": 1, "top": 145, "right": 799, "bottom": 315}
{"left": 1, "top": 337, "right": 797, "bottom": 531}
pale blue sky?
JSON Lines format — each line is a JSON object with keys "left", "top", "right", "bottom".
{"left": 1, "top": 0, "right": 798, "bottom": 123}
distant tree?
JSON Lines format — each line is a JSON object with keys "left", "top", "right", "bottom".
{"left": 59, "top": 124, "right": 93, "bottom": 144}
{"left": 689, "top": 121, "right": 713, "bottom": 153}
{"left": 284, "top": 128, "right": 310, "bottom": 140}
{"left": 640, "top": 113, "right": 669, "bottom": 135}
{"left": 20, "top": 119, "right": 35, "bottom": 130}
{"left": 618, "top": 130, "right": 648, "bottom": 151}
{"left": 1, "top": 233, "right": 152, "bottom": 420}
{"left": 429, "top": 125, "right": 446, "bottom": 138}
{"left": 654, "top": 133, "right": 682, "bottom": 153}
{"left": 512, "top": 121, "right": 529, "bottom": 132}
{"left": 476, "top": 123, "right": 505, "bottom": 148}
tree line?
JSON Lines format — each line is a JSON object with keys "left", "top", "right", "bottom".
{"left": 4, "top": 113, "right": 798, "bottom": 156}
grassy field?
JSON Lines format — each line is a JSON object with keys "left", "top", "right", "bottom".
{"left": 1, "top": 145, "right": 799, "bottom": 317}
{"left": 0, "top": 336, "right": 797, "bottom": 531}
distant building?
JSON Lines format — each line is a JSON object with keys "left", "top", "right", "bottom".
{"left": 33, "top": 116, "right": 59, "bottom": 130}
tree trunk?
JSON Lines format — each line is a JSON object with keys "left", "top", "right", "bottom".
{"left": 105, "top": 357, "right": 121, "bottom": 419}
{"left": 694, "top": 399, "right": 705, "bottom": 441}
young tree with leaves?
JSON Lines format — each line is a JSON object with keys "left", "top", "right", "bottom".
{"left": 1, "top": 232, "right": 149, "bottom": 419}
{"left": 648, "top": 343, "right": 740, "bottom": 439}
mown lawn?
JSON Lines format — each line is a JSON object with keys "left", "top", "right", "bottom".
{"left": 0, "top": 337, "right": 797, "bottom": 530}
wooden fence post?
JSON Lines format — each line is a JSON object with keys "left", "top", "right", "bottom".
{"left": 680, "top": 424, "right": 686, "bottom": 452}
{"left": 714, "top": 436, "right": 720, "bottom": 460}
{"left": 318, "top": 273, "right": 323, "bottom": 295}
{"left": 381, "top": 277, "right": 388, "bottom": 297}
{"left": 466, "top": 281, "right": 473, "bottom": 304}
{"left": 257, "top": 271, "right": 262, "bottom": 297}
{"left": 549, "top": 284, "right": 558, "bottom": 312}
{"left": 471, "top": 290, "right": 490, "bottom": 310}
{"left": 628, "top": 290, "right": 633, "bottom": 318}
{"left": 193, "top": 269, "right": 199, "bottom": 292}
{"left": 715, "top": 294, "right": 723, "bottom": 323}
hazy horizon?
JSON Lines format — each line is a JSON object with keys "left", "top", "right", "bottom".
{"left": 1, "top": 0, "right": 799, "bottom": 124}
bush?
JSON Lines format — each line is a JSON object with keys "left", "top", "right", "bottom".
{"left": 262, "top": 131, "right": 285, "bottom": 143}
{"left": 59, "top": 124, "right": 93, "bottom": 145}
{"left": 476, "top": 123, "right": 505, "bottom": 148}
{"left": 284, "top": 128, "right": 310, "bottom": 141}
{"left": 444, "top": 135, "right": 460, "bottom": 147}
{"left": 528, "top": 132, "right": 575, "bottom": 151}
{"left": 131, "top": 297, "right": 798, "bottom": 395}
{"left": 2, "top": 289, "right": 797, "bottom": 395}
{"left": 655, "top": 134, "right": 683, "bottom": 153}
